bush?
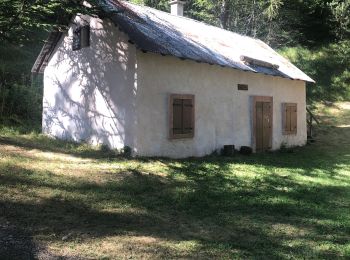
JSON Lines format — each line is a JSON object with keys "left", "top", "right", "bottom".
{"left": 279, "top": 40, "right": 350, "bottom": 102}
{"left": 331, "top": 70, "right": 350, "bottom": 100}
{"left": 121, "top": 146, "right": 132, "bottom": 157}
{"left": 239, "top": 146, "right": 252, "bottom": 155}
{"left": 0, "top": 34, "right": 45, "bottom": 122}
{"left": 0, "top": 83, "right": 42, "bottom": 121}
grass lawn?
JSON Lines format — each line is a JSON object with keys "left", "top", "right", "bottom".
{"left": 0, "top": 102, "right": 350, "bottom": 259}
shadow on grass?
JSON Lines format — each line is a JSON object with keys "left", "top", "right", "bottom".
{"left": 0, "top": 135, "right": 127, "bottom": 160}
{"left": 0, "top": 120, "right": 129, "bottom": 160}
{"left": 0, "top": 123, "right": 350, "bottom": 257}
{"left": 0, "top": 220, "right": 36, "bottom": 260}
{"left": 1, "top": 153, "right": 349, "bottom": 258}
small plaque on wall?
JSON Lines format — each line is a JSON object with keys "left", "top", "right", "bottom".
{"left": 238, "top": 84, "right": 248, "bottom": 91}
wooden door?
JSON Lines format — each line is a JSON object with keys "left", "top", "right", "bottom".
{"left": 255, "top": 100, "right": 272, "bottom": 152}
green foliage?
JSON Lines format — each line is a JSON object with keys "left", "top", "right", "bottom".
{"left": 329, "top": 0, "right": 350, "bottom": 40}
{"left": 264, "top": 0, "right": 283, "bottom": 20}
{"left": 121, "top": 146, "right": 132, "bottom": 157}
{"left": 0, "top": 33, "right": 45, "bottom": 122}
{"left": 1, "top": 83, "right": 42, "bottom": 119}
{"left": 331, "top": 70, "right": 350, "bottom": 100}
{"left": 280, "top": 40, "right": 350, "bottom": 101}
{"left": 130, "top": 0, "right": 169, "bottom": 11}
{"left": 0, "top": 0, "right": 98, "bottom": 43}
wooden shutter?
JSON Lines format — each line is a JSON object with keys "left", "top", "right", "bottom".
{"left": 290, "top": 104, "right": 297, "bottom": 134}
{"left": 173, "top": 99, "right": 183, "bottom": 135}
{"left": 169, "top": 94, "right": 195, "bottom": 139}
{"left": 283, "top": 103, "right": 297, "bottom": 135}
{"left": 182, "top": 99, "right": 193, "bottom": 134}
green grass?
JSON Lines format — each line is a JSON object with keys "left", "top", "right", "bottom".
{"left": 0, "top": 103, "right": 350, "bottom": 259}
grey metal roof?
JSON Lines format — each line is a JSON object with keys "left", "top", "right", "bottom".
{"left": 32, "top": 0, "right": 314, "bottom": 83}
{"left": 99, "top": 0, "right": 314, "bottom": 82}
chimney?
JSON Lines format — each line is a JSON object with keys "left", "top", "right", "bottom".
{"left": 169, "top": 1, "right": 185, "bottom": 16}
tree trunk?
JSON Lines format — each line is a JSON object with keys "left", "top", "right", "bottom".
{"left": 220, "top": 0, "right": 229, "bottom": 29}
{"left": 0, "top": 81, "right": 5, "bottom": 118}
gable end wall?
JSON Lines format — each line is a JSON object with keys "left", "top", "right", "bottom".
{"left": 43, "top": 15, "right": 138, "bottom": 149}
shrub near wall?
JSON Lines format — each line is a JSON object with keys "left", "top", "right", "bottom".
{"left": 0, "top": 34, "right": 45, "bottom": 124}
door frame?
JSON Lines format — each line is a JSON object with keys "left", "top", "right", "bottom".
{"left": 251, "top": 96, "right": 273, "bottom": 152}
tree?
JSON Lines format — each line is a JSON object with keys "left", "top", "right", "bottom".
{"left": 0, "top": 0, "right": 97, "bottom": 43}
{"left": 329, "top": 0, "right": 350, "bottom": 40}
{"left": 219, "top": 0, "right": 229, "bottom": 29}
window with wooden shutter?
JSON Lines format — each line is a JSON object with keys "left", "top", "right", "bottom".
{"left": 169, "top": 94, "right": 195, "bottom": 139}
{"left": 73, "top": 25, "right": 90, "bottom": 51}
{"left": 282, "top": 103, "right": 297, "bottom": 135}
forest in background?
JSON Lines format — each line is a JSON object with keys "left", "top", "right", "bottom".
{"left": 0, "top": 0, "right": 349, "bottom": 124}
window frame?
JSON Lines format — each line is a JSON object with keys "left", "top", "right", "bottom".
{"left": 282, "top": 103, "right": 297, "bottom": 135}
{"left": 169, "top": 94, "right": 195, "bottom": 139}
{"left": 72, "top": 25, "right": 90, "bottom": 51}
{"left": 72, "top": 27, "right": 82, "bottom": 51}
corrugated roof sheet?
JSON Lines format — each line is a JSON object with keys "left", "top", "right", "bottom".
{"left": 32, "top": 0, "right": 314, "bottom": 83}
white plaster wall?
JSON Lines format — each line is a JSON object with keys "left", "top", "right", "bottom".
{"left": 135, "top": 52, "right": 307, "bottom": 158}
{"left": 43, "top": 16, "right": 137, "bottom": 149}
